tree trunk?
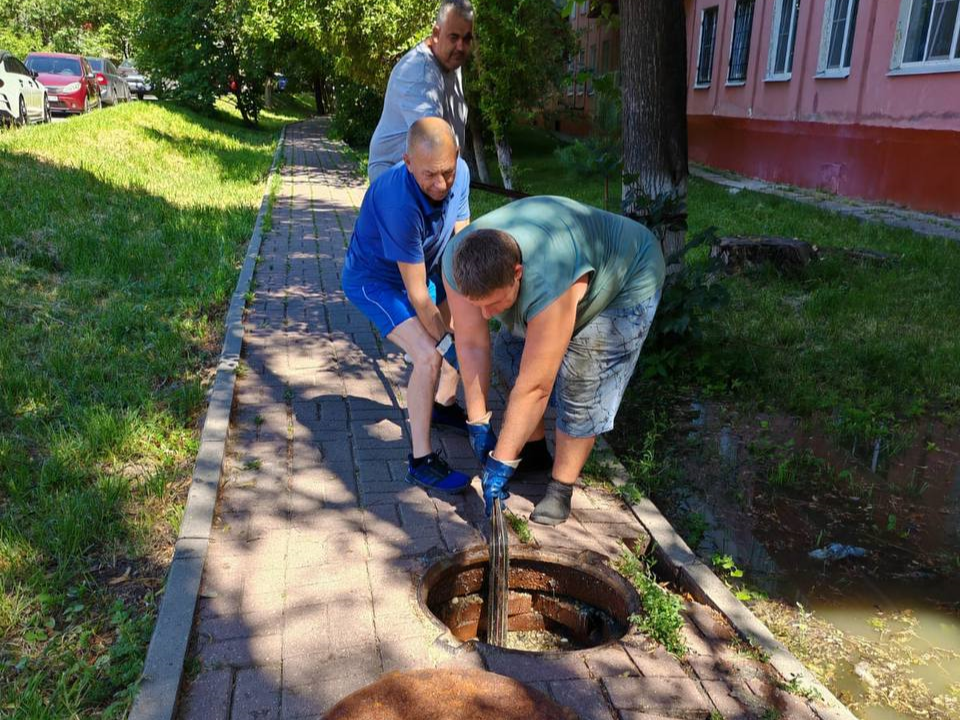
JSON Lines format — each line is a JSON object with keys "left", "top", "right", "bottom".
{"left": 312, "top": 73, "right": 326, "bottom": 115}
{"left": 470, "top": 117, "right": 491, "bottom": 184}
{"left": 620, "top": 0, "right": 689, "bottom": 272}
{"left": 494, "top": 133, "right": 514, "bottom": 191}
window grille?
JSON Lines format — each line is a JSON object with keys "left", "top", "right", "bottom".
{"left": 728, "top": 0, "right": 756, "bottom": 83}
{"left": 697, "top": 7, "right": 719, "bottom": 85}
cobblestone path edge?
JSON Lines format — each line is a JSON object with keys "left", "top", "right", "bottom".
{"left": 127, "top": 126, "right": 288, "bottom": 720}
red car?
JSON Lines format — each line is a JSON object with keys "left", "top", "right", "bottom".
{"left": 25, "top": 52, "right": 101, "bottom": 115}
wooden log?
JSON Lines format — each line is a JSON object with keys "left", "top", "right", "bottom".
{"left": 710, "top": 236, "right": 816, "bottom": 271}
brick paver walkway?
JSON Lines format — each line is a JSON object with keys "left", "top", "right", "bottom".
{"left": 177, "top": 119, "right": 841, "bottom": 720}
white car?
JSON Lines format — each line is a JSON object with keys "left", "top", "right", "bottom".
{"left": 0, "top": 50, "right": 50, "bottom": 126}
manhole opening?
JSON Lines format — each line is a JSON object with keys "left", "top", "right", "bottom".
{"left": 419, "top": 546, "right": 641, "bottom": 652}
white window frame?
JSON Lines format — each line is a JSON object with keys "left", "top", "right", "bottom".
{"left": 816, "top": 0, "right": 859, "bottom": 78}
{"left": 695, "top": 6, "right": 720, "bottom": 88}
{"left": 890, "top": 0, "right": 960, "bottom": 75}
{"left": 766, "top": 0, "right": 800, "bottom": 81}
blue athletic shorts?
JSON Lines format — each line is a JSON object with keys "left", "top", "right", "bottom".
{"left": 342, "top": 271, "right": 447, "bottom": 338}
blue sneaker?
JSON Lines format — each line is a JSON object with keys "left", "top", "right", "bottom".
{"left": 431, "top": 401, "right": 468, "bottom": 434}
{"left": 405, "top": 451, "right": 471, "bottom": 493}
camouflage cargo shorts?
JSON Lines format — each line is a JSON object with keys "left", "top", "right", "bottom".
{"left": 493, "top": 290, "right": 661, "bottom": 439}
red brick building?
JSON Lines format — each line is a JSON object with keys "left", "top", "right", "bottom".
{"left": 557, "top": 1, "right": 960, "bottom": 216}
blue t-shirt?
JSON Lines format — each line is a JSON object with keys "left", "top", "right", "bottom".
{"left": 345, "top": 158, "right": 470, "bottom": 287}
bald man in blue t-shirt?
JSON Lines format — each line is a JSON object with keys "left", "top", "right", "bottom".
{"left": 342, "top": 117, "right": 472, "bottom": 493}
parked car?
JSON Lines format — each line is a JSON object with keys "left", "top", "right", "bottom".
{"left": 86, "top": 57, "right": 130, "bottom": 105}
{"left": 119, "top": 60, "right": 152, "bottom": 100}
{"left": 25, "top": 52, "right": 101, "bottom": 115}
{"left": 0, "top": 49, "right": 50, "bottom": 126}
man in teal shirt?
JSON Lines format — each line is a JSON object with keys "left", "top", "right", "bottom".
{"left": 442, "top": 196, "right": 665, "bottom": 525}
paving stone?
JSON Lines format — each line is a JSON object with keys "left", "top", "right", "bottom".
{"left": 621, "top": 636, "right": 688, "bottom": 678}
{"left": 684, "top": 601, "right": 737, "bottom": 647}
{"left": 198, "top": 608, "right": 284, "bottom": 642}
{"left": 179, "top": 668, "right": 233, "bottom": 720}
{"left": 583, "top": 645, "right": 639, "bottom": 677}
{"left": 197, "top": 634, "right": 282, "bottom": 669}
{"left": 282, "top": 641, "right": 381, "bottom": 688}
{"left": 548, "top": 679, "right": 617, "bottom": 720}
{"left": 745, "top": 678, "right": 819, "bottom": 719}
{"left": 700, "top": 680, "right": 756, "bottom": 720}
{"left": 482, "top": 648, "right": 591, "bottom": 681}
{"left": 231, "top": 665, "right": 281, "bottom": 720}
{"left": 602, "top": 676, "right": 710, "bottom": 718}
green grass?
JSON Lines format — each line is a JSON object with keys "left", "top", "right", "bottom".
{"left": 0, "top": 98, "right": 307, "bottom": 717}
{"left": 468, "top": 124, "right": 960, "bottom": 427}
{"left": 613, "top": 544, "right": 687, "bottom": 657}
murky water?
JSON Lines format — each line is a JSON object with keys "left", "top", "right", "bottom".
{"left": 670, "top": 403, "right": 960, "bottom": 719}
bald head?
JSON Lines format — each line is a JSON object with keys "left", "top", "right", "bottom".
{"left": 403, "top": 118, "right": 459, "bottom": 203}
{"left": 406, "top": 116, "right": 458, "bottom": 156}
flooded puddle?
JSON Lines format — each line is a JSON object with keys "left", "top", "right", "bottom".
{"left": 632, "top": 402, "right": 960, "bottom": 719}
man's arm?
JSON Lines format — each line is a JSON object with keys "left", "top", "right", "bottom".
{"left": 397, "top": 261, "right": 447, "bottom": 341}
{"left": 494, "top": 279, "right": 587, "bottom": 461}
{"left": 453, "top": 218, "right": 470, "bottom": 235}
{"left": 443, "top": 276, "right": 491, "bottom": 422}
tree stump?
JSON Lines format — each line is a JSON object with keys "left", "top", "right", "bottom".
{"left": 323, "top": 668, "right": 579, "bottom": 720}
{"left": 711, "top": 236, "right": 816, "bottom": 271}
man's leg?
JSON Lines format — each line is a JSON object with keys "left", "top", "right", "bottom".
{"left": 341, "top": 276, "right": 469, "bottom": 492}
{"left": 387, "top": 317, "right": 443, "bottom": 458}
{"left": 531, "top": 292, "right": 660, "bottom": 525}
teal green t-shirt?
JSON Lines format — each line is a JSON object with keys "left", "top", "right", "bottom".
{"left": 441, "top": 196, "right": 665, "bottom": 335}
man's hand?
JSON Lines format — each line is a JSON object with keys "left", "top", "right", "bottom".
{"left": 481, "top": 454, "right": 518, "bottom": 516}
{"left": 466, "top": 411, "right": 497, "bottom": 464}
{"left": 397, "top": 260, "right": 446, "bottom": 340}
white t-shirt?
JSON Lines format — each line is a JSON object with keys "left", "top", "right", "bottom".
{"left": 367, "top": 41, "right": 467, "bottom": 181}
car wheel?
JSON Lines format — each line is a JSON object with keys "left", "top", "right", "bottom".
{"left": 137, "top": 91, "right": 144, "bottom": 101}
{"left": 17, "top": 96, "right": 28, "bottom": 127}
{"left": 83, "top": 95, "right": 90, "bottom": 114}
{"left": 43, "top": 96, "right": 51, "bottom": 123}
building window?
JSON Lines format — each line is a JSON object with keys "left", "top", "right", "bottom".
{"left": 768, "top": 0, "right": 801, "bottom": 79}
{"left": 728, "top": 0, "right": 756, "bottom": 84}
{"left": 696, "top": 7, "right": 719, "bottom": 86}
{"left": 818, "top": 0, "right": 859, "bottom": 74}
{"left": 901, "top": 0, "right": 960, "bottom": 65}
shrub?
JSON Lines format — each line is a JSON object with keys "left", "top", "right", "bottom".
{"left": 329, "top": 77, "right": 383, "bottom": 149}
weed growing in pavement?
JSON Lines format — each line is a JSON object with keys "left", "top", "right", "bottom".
{"left": 505, "top": 511, "right": 533, "bottom": 544}
{"left": 0, "top": 98, "right": 308, "bottom": 716}
{"left": 614, "top": 544, "right": 687, "bottom": 657}
{"left": 711, "top": 554, "right": 767, "bottom": 602}
{"left": 779, "top": 673, "right": 823, "bottom": 702}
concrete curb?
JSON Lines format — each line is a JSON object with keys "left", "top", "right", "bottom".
{"left": 128, "top": 125, "right": 287, "bottom": 720}
{"left": 594, "top": 438, "right": 859, "bottom": 720}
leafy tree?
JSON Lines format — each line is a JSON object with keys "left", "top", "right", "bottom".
{"left": 471, "top": 0, "right": 574, "bottom": 189}
{"left": 1, "top": 0, "right": 140, "bottom": 59}
{"left": 554, "top": 71, "right": 621, "bottom": 209}
{"left": 318, "top": 0, "right": 434, "bottom": 90}
{"left": 138, "top": 0, "right": 283, "bottom": 122}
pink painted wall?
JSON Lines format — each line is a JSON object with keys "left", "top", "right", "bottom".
{"left": 685, "top": 0, "right": 960, "bottom": 131}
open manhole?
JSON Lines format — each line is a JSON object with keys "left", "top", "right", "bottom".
{"left": 419, "top": 546, "right": 640, "bottom": 652}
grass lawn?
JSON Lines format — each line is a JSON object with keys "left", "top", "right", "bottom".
{"left": 472, "top": 125, "right": 960, "bottom": 425}
{"left": 0, "top": 96, "right": 310, "bottom": 718}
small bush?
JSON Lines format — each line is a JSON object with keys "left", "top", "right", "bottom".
{"left": 329, "top": 78, "right": 383, "bottom": 149}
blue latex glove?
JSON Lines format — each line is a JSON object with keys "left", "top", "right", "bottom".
{"left": 466, "top": 413, "right": 497, "bottom": 465}
{"left": 481, "top": 454, "right": 518, "bottom": 517}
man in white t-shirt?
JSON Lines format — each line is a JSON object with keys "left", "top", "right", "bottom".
{"left": 367, "top": 0, "right": 474, "bottom": 182}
